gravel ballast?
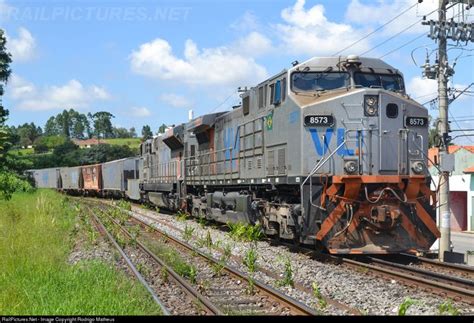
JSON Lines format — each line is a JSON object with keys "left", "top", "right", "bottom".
{"left": 128, "top": 204, "right": 473, "bottom": 316}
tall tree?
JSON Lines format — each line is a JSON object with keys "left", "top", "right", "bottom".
{"left": 70, "top": 110, "right": 90, "bottom": 139}
{"left": 0, "top": 29, "right": 12, "bottom": 158}
{"left": 56, "top": 109, "right": 72, "bottom": 137}
{"left": 129, "top": 127, "right": 137, "bottom": 138}
{"left": 158, "top": 123, "right": 168, "bottom": 134}
{"left": 44, "top": 116, "right": 60, "bottom": 136}
{"left": 91, "top": 111, "right": 114, "bottom": 139}
{"left": 112, "top": 127, "right": 129, "bottom": 138}
{"left": 141, "top": 125, "right": 153, "bottom": 140}
{"left": 16, "top": 123, "right": 42, "bottom": 147}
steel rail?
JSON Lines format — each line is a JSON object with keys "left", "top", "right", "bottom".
{"left": 340, "top": 257, "right": 474, "bottom": 305}
{"left": 400, "top": 252, "right": 474, "bottom": 274}
{"left": 126, "top": 212, "right": 319, "bottom": 316}
{"left": 367, "top": 256, "right": 474, "bottom": 287}
{"left": 83, "top": 197, "right": 474, "bottom": 307}
{"left": 86, "top": 206, "right": 171, "bottom": 315}
{"left": 95, "top": 205, "right": 223, "bottom": 315}
{"left": 87, "top": 198, "right": 362, "bottom": 315}
{"left": 85, "top": 197, "right": 317, "bottom": 315}
{"left": 120, "top": 202, "right": 361, "bottom": 315}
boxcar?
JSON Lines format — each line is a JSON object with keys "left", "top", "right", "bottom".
{"left": 102, "top": 157, "right": 142, "bottom": 198}
{"left": 60, "top": 167, "right": 82, "bottom": 192}
{"left": 31, "top": 168, "right": 60, "bottom": 189}
{"left": 125, "top": 157, "right": 143, "bottom": 201}
{"left": 81, "top": 164, "right": 102, "bottom": 195}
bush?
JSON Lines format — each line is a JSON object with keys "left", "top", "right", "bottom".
{"left": 33, "top": 143, "right": 49, "bottom": 154}
{"left": 0, "top": 171, "right": 34, "bottom": 200}
{"left": 35, "top": 135, "right": 67, "bottom": 149}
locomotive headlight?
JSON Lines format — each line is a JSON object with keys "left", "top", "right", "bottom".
{"left": 364, "top": 95, "right": 379, "bottom": 116}
{"left": 344, "top": 160, "right": 358, "bottom": 174}
{"left": 411, "top": 161, "right": 425, "bottom": 174}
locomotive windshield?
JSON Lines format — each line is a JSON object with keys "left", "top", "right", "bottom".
{"left": 354, "top": 72, "right": 404, "bottom": 92}
{"left": 291, "top": 72, "right": 349, "bottom": 92}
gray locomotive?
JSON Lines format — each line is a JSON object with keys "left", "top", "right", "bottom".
{"left": 31, "top": 55, "right": 440, "bottom": 254}
{"left": 140, "top": 55, "right": 440, "bottom": 254}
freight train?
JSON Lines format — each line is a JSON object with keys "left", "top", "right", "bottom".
{"left": 29, "top": 55, "right": 440, "bottom": 254}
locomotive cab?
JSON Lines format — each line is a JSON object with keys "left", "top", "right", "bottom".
{"left": 289, "top": 56, "right": 439, "bottom": 253}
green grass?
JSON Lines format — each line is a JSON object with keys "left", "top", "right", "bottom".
{"left": 144, "top": 239, "right": 197, "bottom": 284}
{"left": 0, "top": 190, "right": 162, "bottom": 315}
{"left": 9, "top": 148, "right": 35, "bottom": 156}
{"left": 227, "top": 222, "right": 265, "bottom": 242}
{"left": 103, "top": 138, "right": 142, "bottom": 149}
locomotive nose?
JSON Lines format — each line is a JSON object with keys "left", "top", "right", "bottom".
{"left": 378, "top": 95, "right": 404, "bottom": 174}
{"left": 376, "top": 93, "right": 427, "bottom": 176}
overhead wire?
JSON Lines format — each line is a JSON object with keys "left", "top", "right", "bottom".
{"left": 449, "top": 110, "right": 474, "bottom": 143}
{"left": 379, "top": 33, "right": 427, "bottom": 59}
{"left": 359, "top": 11, "right": 437, "bottom": 56}
{"left": 366, "top": 2, "right": 464, "bottom": 58}
{"left": 331, "top": 1, "right": 420, "bottom": 56}
{"left": 207, "top": 92, "right": 239, "bottom": 114}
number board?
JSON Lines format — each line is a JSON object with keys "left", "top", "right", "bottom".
{"left": 304, "top": 115, "right": 334, "bottom": 127}
{"left": 405, "top": 116, "right": 428, "bottom": 127}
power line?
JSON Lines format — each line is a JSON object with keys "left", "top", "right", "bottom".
{"left": 363, "top": 3, "right": 464, "bottom": 57}
{"left": 359, "top": 8, "right": 438, "bottom": 56}
{"left": 449, "top": 110, "right": 474, "bottom": 143}
{"left": 379, "top": 33, "right": 427, "bottom": 58}
{"left": 413, "top": 91, "right": 438, "bottom": 99}
{"left": 207, "top": 92, "right": 239, "bottom": 114}
{"left": 331, "top": 1, "right": 420, "bottom": 56}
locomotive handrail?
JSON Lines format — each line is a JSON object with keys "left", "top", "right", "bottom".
{"left": 300, "top": 128, "right": 367, "bottom": 218}
{"left": 301, "top": 129, "right": 362, "bottom": 187}
{"left": 183, "top": 146, "right": 239, "bottom": 180}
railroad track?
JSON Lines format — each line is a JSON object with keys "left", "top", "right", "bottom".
{"left": 83, "top": 197, "right": 474, "bottom": 311}
{"left": 398, "top": 253, "right": 474, "bottom": 280}
{"left": 337, "top": 255, "right": 474, "bottom": 305}
{"left": 84, "top": 203, "right": 221, "bottom": 316}
{"left": 85, "top": 199, "right": 318, "bottom": 316}
{"left": 102, "top": 199, "right": 361, "bottom": 315}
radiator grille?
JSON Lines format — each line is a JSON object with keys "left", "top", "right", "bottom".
{"left": 278, "top": 148, "right": 286, "bottom": 175}
{"left": 267, "top": 150, "right": 274, "bottom": 176}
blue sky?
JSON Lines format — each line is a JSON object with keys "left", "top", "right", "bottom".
{"left": 1, "top": 0, "right": 473, "bottom": 143}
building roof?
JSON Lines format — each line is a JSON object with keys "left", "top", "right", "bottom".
{"left": 464, "top": 166, "right": 474, "bottom": 174}
{"left": 464, "top": 146, "right": 474, "bottom": 154}
{"left": 72, "top": 138, "right": 101, "bottom": 146}
{"left": 428, "top": 146, "right": 474, "bottom": 167}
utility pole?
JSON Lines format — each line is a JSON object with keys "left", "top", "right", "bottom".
{"left": 437, "top": 0, "right": 451, "bottom": 262}
{"left": 422, "top": 0, "right": 473, "bottom": 261}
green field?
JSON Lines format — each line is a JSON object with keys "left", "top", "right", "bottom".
{"left": 103, "top": 138, "right": 142, "bottom": 149}
{"left": 9, "top": 148, "right": 35, "bottom": 156}
{"left": 9, "top": 137, "right": 142, "bottom": 156}
{"left": 0, "top": 190, "right": 162, "bottom": 315}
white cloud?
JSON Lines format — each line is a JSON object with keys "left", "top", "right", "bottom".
{"left": 345, "top": 0, "right": 449, "bottom": 35}
{"left": 233, "top": 32, "right": 272, "bottom": 57}
{"left": 230, "top": 11, "right": 261, "bottom": 32}
{"left": 8, "top": 74, "right": 36, "bottom": 99}
{"left": 91, "top": 86, "right": 111, "bottom": 100}
{"left": 407, "top": 76, "right": 438, "bottom": 101}
{"left": 7, "top": 74, "right": 111, "bottom": 111}
{"left": 407, "top": 76, "right": 471, "bottom": 103}
{"left": 129, "top": 36, "right": 268, "bottom": 88}
{"left": 275, "top": 0, "right": 370, "bottom": 56}
{"left": 160, "top": 93, "right": 192, "bottom": 108}
{"left": 7, "top": 27, "right": 36, "bottom": 62}
{"left": 131, "top": 106, "right": 151, "bottom": 117}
